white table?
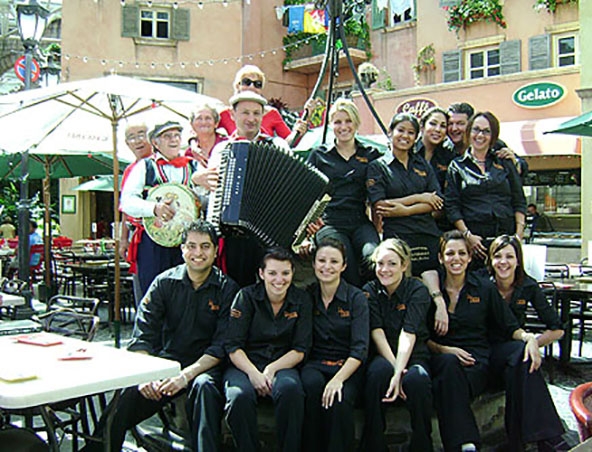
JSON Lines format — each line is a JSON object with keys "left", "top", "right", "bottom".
{"left": 0, "top": 291, "right": 25, "bottom": 308}
{"left": 0, "top": 333, "right": 180, "bottom": 450}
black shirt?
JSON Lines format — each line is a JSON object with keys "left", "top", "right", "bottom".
{"left": 429, "top": 272, "right": 520, "bottom": 363}
{"left": 367, "top": 152, "right": 442, "bottom": 238}
{"left": 415, "top": 139, "right": 455, "bottom": 191}
{"left": 363, "top": 277, "right": 431, "bottom": 365}
{"left": 307, "top": 139, "right": 381, "bottom": 222}
{"left": 128, "top": 265, "right": 239, "bottom": 369}
{"left": 307, "top": 279, "right": 369, "bottom": 363}
{"left": 445, "top": 149, "right": 526, "bottom": 234}
{"left": 475, "top": 270, "right": 563, "bottom": 343}
{"left": 225, "top": 283, "right": 313, "bottom": 371}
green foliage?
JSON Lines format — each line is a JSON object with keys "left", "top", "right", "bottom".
{"left": 533, "top": 0, "right": 578, "bottom": 13}
{"left": 443, "top": 0, "right": 507, "bottom": 33}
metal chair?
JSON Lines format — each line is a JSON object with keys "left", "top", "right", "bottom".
{"left": 0, "top": 426, "right": 49, "bottom": 452}
{"left": 29, "top": 244, "right": 45, "bottom": 283}
{"left": 46, "top": 295, "right": 100, "bottom": 316}
{"left": 544, "top": 263, "right": 570, "bottom": 281}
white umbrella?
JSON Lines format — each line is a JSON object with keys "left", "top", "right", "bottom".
{"left": 0, "top": 74, "right": 222, "bottom": 345}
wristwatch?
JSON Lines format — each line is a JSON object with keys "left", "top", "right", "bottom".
{"left": 430, "top": 290, "right": 443, "bottom": 299}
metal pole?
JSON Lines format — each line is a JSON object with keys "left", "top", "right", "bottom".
{"left": 15, "top": 47, "right": 34, "bottom": 319}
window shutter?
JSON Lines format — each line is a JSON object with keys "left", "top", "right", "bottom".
{"left": 171, "top": 8, "right": 190, "bottom": 41}
{"left": 442, "top": 50, "right": 462, "bottom": 83}
{"left": 371, "top": 0, "right": 385, "bottom": 30}
{"left": 121, "top": 5, "right": 139, "bottom": 38}
{"left": 439, "top": 0, "right": 460, "bottom": 7}
{"left": 500, "top": 40, "right": 521, "bottom": 75}
{"left": 529, "top": 34, "right": 550, "bottom": 70}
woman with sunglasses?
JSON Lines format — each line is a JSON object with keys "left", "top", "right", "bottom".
{"left": 307, "top": 98, "right": 381, "bottom": 287}
{"left": 218, "top": 65, "right": 308, "bottom": 145}
{"left": 482, "top": 235, "right": 567, "bottom": 451}
{"left": 361, "top": 238, "right": 433, "bottom": 451}
{"left": 428, "top": 230, "right": 539, "bottom": 452}
{"left": 301, "top": 237, "right": 368, "bottom": 452}
{"left": 444, "top": 111, "right": 526, "bottom": 267}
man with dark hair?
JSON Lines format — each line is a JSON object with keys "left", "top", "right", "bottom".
{"left": 526, "top": 203, "right": 554, "bottom": 239}
{"left": 83, "top": 220, "right": 239, "bottom": 452}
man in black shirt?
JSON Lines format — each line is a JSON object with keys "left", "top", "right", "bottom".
{"left": 83, "top": 220, "right": 239, "bottom": 452}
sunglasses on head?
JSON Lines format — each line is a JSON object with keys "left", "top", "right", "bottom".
{"left": 240, "top": 78, "right": 263, "bottom": 89}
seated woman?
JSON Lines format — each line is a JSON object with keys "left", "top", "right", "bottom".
{"left": 307, "top": 99, "right": 381, "bottom": 286}
{"left": 301, "top": 237, "right": 369, "bottom": 452}
{"left": 484, "top": 235, "right": 567, "bottom": 450}
{"left": 445, "top": 111, "right": 526, "bottom": 267}
{"left": 428, "top": 230, "right": 539, "bottom": 452}
{"left": 361, "top": 238, "right": 433, "bottom": 451}
{"left": 223, "top": 248, "right": 312, "bottom": 452}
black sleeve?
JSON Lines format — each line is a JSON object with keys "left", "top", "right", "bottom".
{"left": 203, "top": 277, "right": 240, "bottom": 359}
{"left": 127, "top": 276, "right": 166, "bottom": 355}
{"left": 444, "top": 160, "right": 464, "bottom": 224}
{"left": 363, "top": 283, "right": 383, "bottom": 331}
{"left": 487, "top": 283, "right": 520, "bottom": 339}
{"left": 290, "top": 290, "right": 313, "bottom": 356}
{"left": 529, "top": 281, "right": 563, "bottom": 331}
{"left": 224, "top": 288, "right": 255, "bottom": 355}
{"left": 366, "top": 160, "right": 388, "bottom": 204}
{"left": 402, "top": 282, "right": 431, "bottom": 336}
{"left": 503, "top": 159, "right": 526, "bottom": 215}
{"left": 349, "top": 289, "right": 370, "bottom": 361}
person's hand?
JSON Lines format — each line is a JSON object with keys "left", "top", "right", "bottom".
{"left": 138, "top": 381, "right": 164, "bottom": 401}
{"left": 496, "top": 147, "right": 517, "bottom": 165}
{"left": 296, "top": 239, "right": 314, "bottom": 257}
{"left": 376, "top": 201, "right": 408, "bottom": 218}
{"left": 248, "top": 370, "right": 272, "bottom": 397}
{"left": 157, "top": 375, "right": 187, "bottom": 397}
{"left": 192, "top": 167, "right": 219, "bottom": 191}
{"left": 304, "top": 98, "right": 323, "bottom": 117}
{"left": 523, "top": 336, "right": 542, "bottom": 373}
{"left": 466, "top": 232, "right": 487, "bottom": 260}
{"left": 420, "top": 192, "right": 444, "bottom": 211}
{"left": 293, "top": 119, "right": 308, "bottom": 135}
{"left": 445, "top": 347, "right": 476, "bottom": 367}
{"left": 118, "top": 239, "right": 129, "bottom": 260}
{"left": 306, "top": 218, "right": 325, "bottom": 237}
{"left": 383, "top": 371, "right": 406, "bottom": 402}
{"left": 434, "top": 302, "right": 449, "bottom": 336}
{"left": 322, "top": 377, "right": 343, "bottom": 409}
{"left": 154, "top": 199, "right": 176, "bottom": 222}
{"left": 262, "top": 366, "right": 276, "bottom": 388}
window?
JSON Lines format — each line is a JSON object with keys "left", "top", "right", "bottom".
{"left": 141, "top": 9, "right": 170, "bottom": 39}
{"left": 467, "top": 47, "right": 500, "bottom": 79}
{"left": 372, "top": 0, "right": 416, "bottom": 29}
{"left": 555, "top": 34, "right": 577, "bottom": 67}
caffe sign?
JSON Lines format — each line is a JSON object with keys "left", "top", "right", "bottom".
{"left": 512, "top": 82, "right": 566, "bottom": 109}
{"left": 396, "top": 98, "right": 437, "bottom": 118}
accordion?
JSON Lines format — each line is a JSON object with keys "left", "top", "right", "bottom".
{"left": 207, "top": 141, "right": 330, "bottom": 250}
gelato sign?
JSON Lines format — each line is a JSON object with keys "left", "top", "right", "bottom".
{"left": 512, "top": 82, "right": 566, "bottom": 109}
{"left": 395, "top": 98, "right": 437, "bottom": 118}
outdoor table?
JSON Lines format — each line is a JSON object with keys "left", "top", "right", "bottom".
{"left": 67, "top": 261, "right": 130, "bottom": 297}
{"left": 0, "top": 332, "right": 180, "bottom": 451}
{"left": 550, "top": 281, "right": 592, "bottom": 363}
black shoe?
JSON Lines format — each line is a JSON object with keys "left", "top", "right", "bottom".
{"left": 537, "top": 434, "right": 574, "bottom": 452}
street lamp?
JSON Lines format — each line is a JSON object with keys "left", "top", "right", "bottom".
{"left": 15, "top": 0, "right": 49, "bottom": 318}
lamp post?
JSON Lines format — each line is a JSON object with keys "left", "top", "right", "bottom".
{"left": 15, "top": 0, "right": 49, "bottom": 318}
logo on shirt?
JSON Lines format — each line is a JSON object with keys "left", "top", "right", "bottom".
{"left": 436, "top": 163, "right": 448, "bottom": 171}
{"left": 284, "top": 311, "right": 298, "bottom": 319}
{"left": 493, "top": 162, "right": 504, "bottom": 170}
{"left": 467, "top": 294, "right": 481, "bottom": 304}
{"left": 338, "top": 307, "right": 350, "bottom": 318}
{"left": 366, "top": 178, "right": 376, "bottom": 188}
{"left": 208, "top": 300, "right": 220, "bottom": 311}
{"left": 413, "top": 168, "right": 427, "bottom": 177}
{"left": 516, "top": 298, "right": 526, "bottom": 305}
{"left": 363, "top": 291, "right": 370, "bottom": 299}
{"left": 142, "top": 295, "right": 151, "bottom": 305}
{"left": 355, "top": 156, "right": 369, "bottom": 163}
{"left": 230, "top": 308, "right": 242, "bottom": 318}
{"left": 396, "top": 303, "right": 406, "bottom": 311}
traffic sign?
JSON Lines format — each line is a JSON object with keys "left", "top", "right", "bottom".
{"left": 14, "top": 56, "right": 40, "bottom": 83}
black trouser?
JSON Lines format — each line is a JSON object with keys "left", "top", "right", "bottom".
{"left": 316, "top": 217, "right": 379, "bottom": 287}
{"left": 223, "top": 366, "right": 304, "bottom": 452}
{"left": 137, "top": 233, "right": 183, "bottom": 295}
{"left": 361, "top": 356, "right": 433, "bottom": 452}
{"left": 301, "top": 360, "right": 363, "bottom": 452}
{"left": 430, "top": 353, "right": 489, "bottom": 451}
{"left": 489, "top": 341, "right": 564, "bottom": 448}
{"left": 82, "top": 369, "right": 223, "bottom": 452}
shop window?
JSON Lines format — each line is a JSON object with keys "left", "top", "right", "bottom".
{"left": 121, "top": 4, "right": 190, "bottom": 42}
{"left": 371, "top": 0, "right": 416, "bottom": 29}
{"left": 555, "top": 34, "right": 577, "bottom": 67}
{"left": 467, "top": 47, "right": 500, "bottom": 80}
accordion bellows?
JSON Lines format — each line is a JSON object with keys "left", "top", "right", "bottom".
{"left": 207, "top": 141, "right": 330, "bottom": 250}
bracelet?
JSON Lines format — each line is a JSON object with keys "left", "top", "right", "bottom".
{"left": 180, "top": 373, "right": 189, "bottom": 387}
{"left": 430, "top": 290, "right": 443, "bottom": 300}
{"left": 462, "top": 229, "right": 471, "bottom": 238}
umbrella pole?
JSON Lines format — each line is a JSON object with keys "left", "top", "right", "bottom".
{"left": 43, "top": 174, "right": 52, "bottom": 291}
{"left": 112, "top": 119, "right": 121, "bottom": 348}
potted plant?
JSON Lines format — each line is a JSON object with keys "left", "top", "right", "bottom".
{"left": 443, "top": 0, "right": 507, "bottom": 34}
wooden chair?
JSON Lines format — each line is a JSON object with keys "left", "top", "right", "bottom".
{"left": 570, "top": 382, "right": 592, "bottom": 441}
{"left": 29, "top": 244, "right": 45, "bottom": 283}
